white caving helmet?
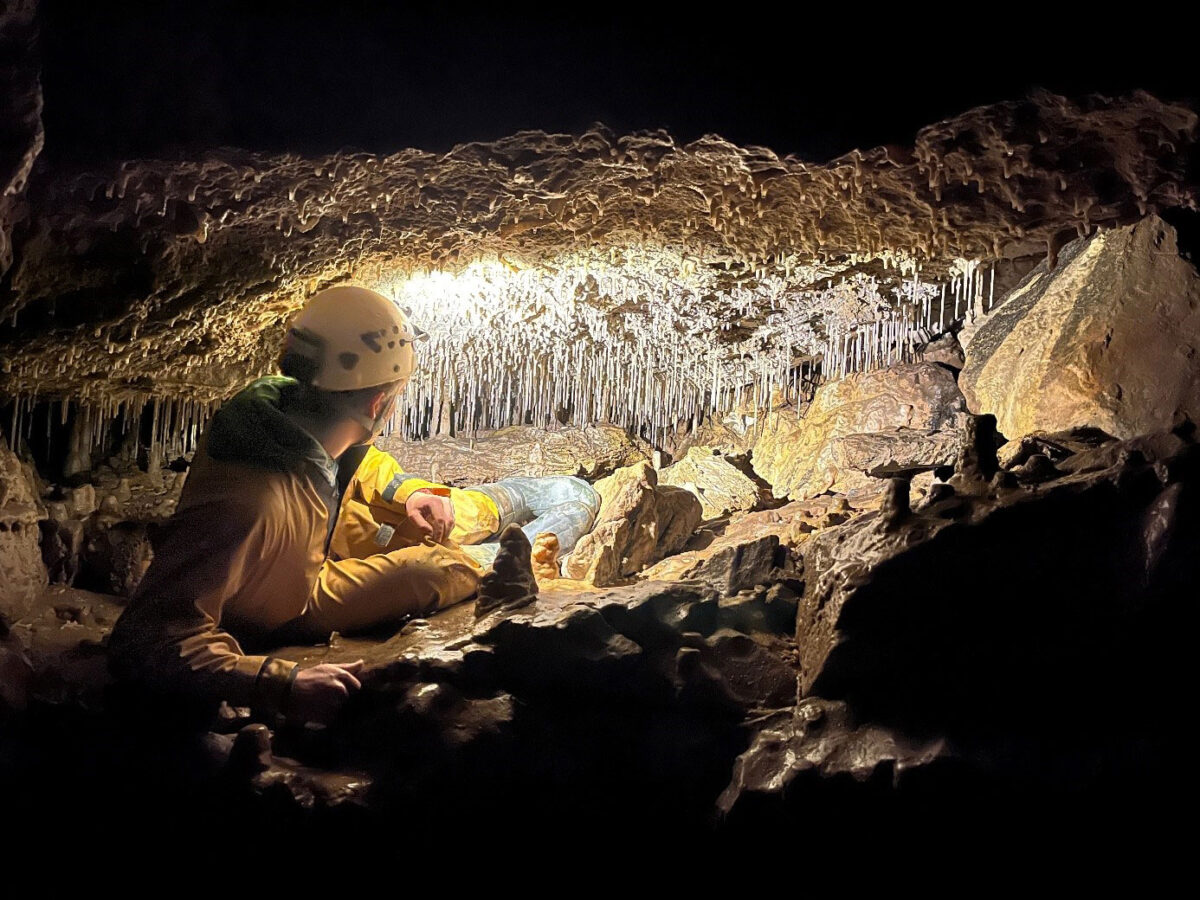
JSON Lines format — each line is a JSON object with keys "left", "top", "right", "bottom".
{"left": 282, "top": 285, "right": 418, "bottom": 392}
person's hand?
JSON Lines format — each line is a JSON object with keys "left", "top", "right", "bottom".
{"left": 285, "top": 660, "right": 364, "bottom": 724}
{"left": 406, "top": 490, "right": 455, "bottom": 543}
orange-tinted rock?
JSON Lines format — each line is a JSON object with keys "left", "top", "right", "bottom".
{"left": 961, "top": 216, "right": 1200, "bottom": 440}
{"left": 563, "top": 462, "right": 702, "bottom": 586}
{"left": 658, "top": 446, "right": 760, "bottom": 521}
{"left": 377, "top": 425, "right": 650, "bottom": 486}
{"left": 752, "top": 363, "right": 965, "bottom": 500}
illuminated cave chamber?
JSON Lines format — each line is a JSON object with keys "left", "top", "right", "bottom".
{"left": 2, "top": 83, "right": 1199, "bottom": 830}
{"left": 3, "top": 90, "right": 1194, "bottom": 471}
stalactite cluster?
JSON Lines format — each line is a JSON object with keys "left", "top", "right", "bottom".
{"left": 0, "top": 90, "right": 1193, "bottom": 442}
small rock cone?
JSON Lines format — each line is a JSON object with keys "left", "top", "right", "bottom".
{"left": 531, "top": 532, "right": 561, "bottom": 587}
{"left": 475, "top": 524, "right": 538, "bottom": 617}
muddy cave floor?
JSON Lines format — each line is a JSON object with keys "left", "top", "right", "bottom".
{"left": 1, "top": 426, "right": 1194, "bottom": 850}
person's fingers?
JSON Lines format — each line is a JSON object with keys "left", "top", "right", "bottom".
{"left": 340, "top": 660, "right": 365, "bottom": 672}
{"left": 407, "top": 507, "right": 434, "bottom": 536}
{"left": 335, "top": 667, "right": 362, "bottom": 691}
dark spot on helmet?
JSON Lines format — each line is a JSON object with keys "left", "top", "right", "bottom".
{"left": 360, "top": 330, "right": 383, "bottom": 353}
{"left": 387, "top": 340, "right": 395, "bottom": 349}
{"left": 338, "top": 352, "right": 360, "bottom": 370}
{"left": 393, "top": 325, "right": 400, "bottom": 334}
{"left": 393, "top": 364, "right": 401, "bottom": 373}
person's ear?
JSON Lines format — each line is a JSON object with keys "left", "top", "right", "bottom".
{"left": 368, "top": 388, "right": 390, "bottom": 419}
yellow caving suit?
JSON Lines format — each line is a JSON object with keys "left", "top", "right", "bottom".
{"left": 108, "top": 376, "right": 499, "bottom": 718}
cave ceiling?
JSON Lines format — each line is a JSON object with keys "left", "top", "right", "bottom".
{"left": 0, "top": 89, "right": 1195, "bottom": 439}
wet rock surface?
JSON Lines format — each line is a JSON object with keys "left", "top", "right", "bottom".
{"left": 916, "top": 332, "right": 965, "bottom": 370}
{"left": 1, "top": 418, "right": 1194, "bottom": 838}
{"left": 257, "top": 576, "right": 802, "bottom": 828}
{"left": 961, "top": 216, "right": 1200, "bottom": 440}
{"left": 752, "top": 362, "right": 965, "bottom": 499}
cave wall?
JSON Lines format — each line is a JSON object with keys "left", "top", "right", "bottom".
{"left": 0, "top": 0, "right": 44, "bottom": 278}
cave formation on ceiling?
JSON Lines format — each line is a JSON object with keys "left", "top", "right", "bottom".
{"left": 4, "top": 7, "right": 1200, "bottom": 837}
{"left": 0, "top": 89, "right": 1195, "bottom": 458}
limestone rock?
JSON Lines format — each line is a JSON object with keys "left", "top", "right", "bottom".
{"left": 752, "top": 363, "right": 965, "bottom": 500}
{"left": 671, "top": 409, "right": 759, "bottom": 459}
{"left": 997, "top": 427, "right": 1116, "bottom": 470}
{"left": 39, "top": 515, "right": 85, "bottom": 585}
{"left": 78, "top": 519, "right": 155, "bottom": 597}
{"left": 832, "top": 428, "right": 961, "bottom": 479}
{"left": 0, "top": 1, "right": 43, "bottom": 278}
{"left": 918, "top": 332, "right": 965, "bottom": 370}
{"left": 259, "top": 576, "right": 799, "bottom": 824}
{"left": 563, "top": 462, "right": 702, "bottom": 585}
{"left": 640, "top": 501, "right": 814, "bottom": 593}
{"left": 716, "top": 699, "right": 949, "bottom": 822}
{"left": 795, "top": 424, "right": 1198, "bottom": 743}
{"left": 3, "top": 93, "right": 1194, "bottom": 422}
{"left": 475, "top": 525, "right": 537, "bottom": 618}
{"left": 69, "top": 484, "right": 96, "bottom": 518}
{"left": 0, "top": 437, "right": 47, "bottom": 621}
{"left": 658, "top": 446, "right": 760, "bottom": 521}
{"left": 377, "top": 424, "right": 651, "bottom": 486}
{"left": 0, "top": 617, "right": 33, "bottom": 715}
{"left": 961, "top": 216, "right": 1200, "bottom": 440}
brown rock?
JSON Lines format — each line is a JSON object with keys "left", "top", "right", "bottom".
{"left": 0, "top": 0, "right": 43, "bottom": 278}
{"left": 794, "top": 425, "right": 1198, "bottom": 741}
{"left": 377, "top": 425, "right": 651, "bottom": 486}
{"left": 961, "top": 216, "right": 1200, "bottom": 441}
{"left": 918, "top": 332, "right": 965, "bottom": 370}
{"left": 0, "top": 437, "right": 47, "bottom": 621}
{"left": 563, "top": 462, "right": 702, "bottom": 586}
{"left": 833, "top": 428, "right": 961, "bottom": 479}
{"left": 2, "top": 93, "right": 1194, "bottom": 423}
{"left": 658, "top": 446, "right": 760, "bottom": 521}
{"left": 640, "top": 501, "right": 818, "bottom": 591}
{"left": 671, "top": 409, "right": 759, "bottom": 459}
{"left": 0, "top": 619, "right": 34, "bottom": 715}
{"left": 752, "top": 363, "right": 965, "bottom": 500}
{"left": 78, "top": 519, "right": 155, "bottom": 597}
{"left": 997, "top": 427, "right": 1116, "bottom": 470}
{"left": 475, "top": 525, "right": 538, "bottom": 617}
{"left": 717, "top": 700, "right": 949, "bottom": 820}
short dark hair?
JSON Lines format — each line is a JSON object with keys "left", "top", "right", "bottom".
{"left": 279, "top": 350, "right": 402, "bottom": 424}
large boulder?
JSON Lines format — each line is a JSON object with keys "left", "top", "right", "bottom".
{"left": 795, "top": 425, "right": 1197, "bottom": 726}
{"left": 563, "top": 461, "right": 702, "bottom": 586}
{"left": 960, "top": 216, "right": 1200, "bottom": 440}
{"left": 658, "top": 446, "right": 761, "bottom": 521}
{"left": 377, "top": 424, "right": 651, "bottom": 486}
{"left": 752, "top": 363, "right": 965, "bottom": 500}
{"left": 640, "top": 500, "right": 829, "bottom": 593}
{"left": 0, "top": 438, "right": 47, "bottom": 621}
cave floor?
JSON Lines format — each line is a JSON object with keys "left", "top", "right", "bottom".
{"left": 9, "top": 577, "right": 628, "bottom": 704}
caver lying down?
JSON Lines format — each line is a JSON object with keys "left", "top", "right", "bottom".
{"left": 109, "top": 286, "right": 599, "bottom": 724}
